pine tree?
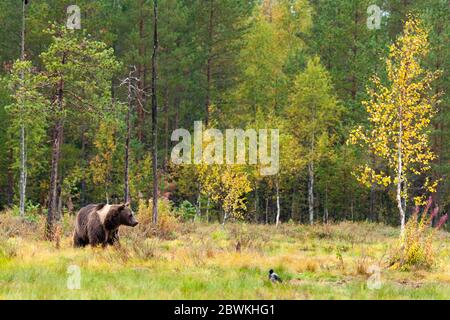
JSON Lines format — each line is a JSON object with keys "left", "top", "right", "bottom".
{"left": 39, "top": 26, "right": 120, "bottom": 239}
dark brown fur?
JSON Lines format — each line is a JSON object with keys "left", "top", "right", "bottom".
{"left": 73, "top": 203, "right": 138, "bottom": 247}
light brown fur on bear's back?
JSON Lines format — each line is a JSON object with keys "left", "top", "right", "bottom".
{"left": 96, "top": 204, "right": 112, "bottom": 224}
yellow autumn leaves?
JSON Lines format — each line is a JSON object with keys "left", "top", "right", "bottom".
{"left": 349, "top": 15, "right": 441, "bottom": 206}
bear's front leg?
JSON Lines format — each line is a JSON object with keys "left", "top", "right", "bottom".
{"left": 107, "top": 229, "right": 120, "bottom": 246}
{"left": 101, "top": 230, "right": 110, "bottom": 248}
{"left": 88, "top": 226, "right": 107, "bottom": 247}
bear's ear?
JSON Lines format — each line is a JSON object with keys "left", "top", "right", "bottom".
{"left": 119, "top": 202, "right": 130, "bottom": 210}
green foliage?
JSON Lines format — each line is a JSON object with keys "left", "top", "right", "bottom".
{"left": 11, "top": 201, "right": 41, "bottom": 223}
{"left": 40, "top": 25, "right": 121, "bottom": 116}
{"left": 286, "top": 56, "right": 342, "bottom": 164}
{"left": 5, "top": 60, "right": 49, "bottom": 176}
{"left": 177, "top": 200, "right": 197, "bottom": 221}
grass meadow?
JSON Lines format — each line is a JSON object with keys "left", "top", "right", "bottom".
{"left": 0, "top": 211, "right": 449, "bottom": 300}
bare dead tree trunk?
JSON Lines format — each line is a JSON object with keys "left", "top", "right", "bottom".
{"left": 19, "top": 0, "right": 27, "bottom": 216}
{"left": 124, "top": 69, "right": 132, "bottom": 204}
{"left": 151, "top": 0, "right": 159, "bottom": 224}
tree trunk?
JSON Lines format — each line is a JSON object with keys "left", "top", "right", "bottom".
{"left": 222, "top": 208, "right": 228, "bottom": 225}
{"left": 46, "top": 53, "right": 66, "bottom": 240}
{"left": 351, "top": 198, "right": 354, "bottom": 221}
{"left": 308, "top": 160, "right": 314, "bottom": 225}
{"left": 124, "top": 69, "right": 132, "bottom": 204}
{"left": 163, "top": 86, "right": 170, "bottom": 171}
{"left": 80, "top": 128, "right": 87, "bottom": 206}
{"left": 196, "top": 192, "right": 201, "bottom": 221}
{"left": 265, "top": 197, "right": 269, "bottom": 224}
{"left": 254, "top": 183, "right": 258, "bottom": 223}
{"left": 19, "top": 0, "right": 27, "bottom": 216}
{"left": 397, "top": 117, "right": 405, "bottom": 236}
{"left": 174, "top": 93, "right": 180, "bottom": 132}
{"left": 206, "top": 196, "right": 210, "bottom": 223}
{"left": 137, "top": 0, "right": 146, "bottom": 143}
{"left": 204, "top": 0, "right": 214, "bottom": 126}
{"left": 370, "top": 183, "right": 375, "bottom": 222}
{"left": 290, "top": 186, "right": 295, "bottom": 222}
{"left": 7, "top": 147, "right": 14, "bottom": 206}
{"left": 46, "top": 119, "right": 63, "bottom": 240}
{"left": 151, "top": 0, "right": 159, "bottom": 224}
{"left": 275, "top": 178, "right": 281, "bottom": 227}
{"left": 57, "top": 180, "right": 62, "bottom": 217}
{"left": 324, "top": 184, "right": 329, "bottom": 224}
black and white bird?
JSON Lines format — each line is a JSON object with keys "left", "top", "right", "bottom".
{"left": 268, "top": 269, "right": 282, "bottom": 283}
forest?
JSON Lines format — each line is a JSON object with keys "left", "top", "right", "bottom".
{"left": 0, "top": 0, "right": 449, "bottom": 300}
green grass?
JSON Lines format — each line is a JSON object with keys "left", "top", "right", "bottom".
{"left": 0, "top": 221, "right": 449, "bottom": 299}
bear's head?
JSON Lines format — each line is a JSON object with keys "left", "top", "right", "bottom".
{"left": 105, "top": 202, "right": 138, "bottom": 229}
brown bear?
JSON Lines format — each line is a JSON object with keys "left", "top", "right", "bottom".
{"left": 73, "top": 202, "right": 138, "bottom": 247}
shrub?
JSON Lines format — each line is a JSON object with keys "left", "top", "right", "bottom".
{"left": 177, "top": 200, "right": 197, "bottom": 221}
{"left": 0, "top": 210, "right": 44, "bottom": 240}
{"left": 134, "top": 198, "right": 180, "bottom": 239}
{"left": 355, "top": 256, "right": 370, "bottom": 275}
{"left": 11, "top": 201, "right": 41, "bottom": 223}
{"left": 228, "top": 224, "right": 264, "bottom": 252}
{"left": 389, "top": 197, "right": 448, "bottom": 271}
{"left": 131, "top": 238, "right": 159, "bottom": 259}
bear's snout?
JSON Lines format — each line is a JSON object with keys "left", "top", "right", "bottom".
{"left": 128, "top": 214, "right": 138, "bottom": 227}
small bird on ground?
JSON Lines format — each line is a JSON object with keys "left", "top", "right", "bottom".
{"left": 268, "top": 269, "right": 282, "bottom": 283}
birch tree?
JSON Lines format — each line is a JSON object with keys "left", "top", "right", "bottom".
{"left": 350, "top": 16, "right": 441, "bottom": 235}
{"left": 6, "top": 61, "right": 48, "bottom": 213}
